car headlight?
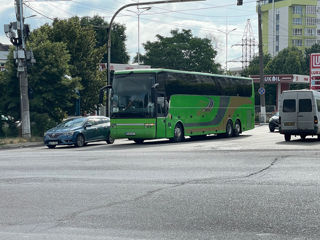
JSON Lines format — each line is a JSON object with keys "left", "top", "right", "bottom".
{"left": 64, "top": 131, "right": 74, "bottom": 137}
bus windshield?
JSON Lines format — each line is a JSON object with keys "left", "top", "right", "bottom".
{"left": 111, "top": 73, "right": 155, "bottom": 118}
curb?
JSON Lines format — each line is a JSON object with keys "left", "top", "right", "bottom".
{"left": 0, "top": 142, "right": 43, "bottom": 150}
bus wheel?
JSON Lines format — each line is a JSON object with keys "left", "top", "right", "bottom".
{"left": 225, "top": 120, "right": 233, "bottom": 138}
{"left": 300, "top": 134, "right": 306, "bottom": 141}
{"left": 233, "top": 120, "right": 241, "bottom": 137}
{"left": 172, "top": 123, "right": 184, "bottom": 142}
{"left": 133, "top": 139, "right": 144, "bottom": 144}
{"left": 284, "top": 134, "right": 291, "bottom": 142}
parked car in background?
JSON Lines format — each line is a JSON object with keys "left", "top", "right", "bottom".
{"left": 44, "top": 116, "right": 113, "bottom": 148}
{"left": 268, "top": 112, "right": 279, "bottom": 132}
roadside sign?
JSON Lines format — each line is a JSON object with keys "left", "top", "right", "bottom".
{"left": 310, "top": 53, "right": 320, "bottom": 90}
{"left": 258, "top": 87, "right": 265, "bottom": 95}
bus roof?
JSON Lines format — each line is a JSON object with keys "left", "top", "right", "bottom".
{"left": 115, "top": 68, "right": 252, "bottom": 81}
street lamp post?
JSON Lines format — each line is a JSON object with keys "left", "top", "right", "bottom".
{"left": 217, "top": 27, "right": 237, "bottom": 72}
{"left": 127, "top": 6, "right": 151, "bottom": 64}
{"left": 106, "top": 0, "right": 205, "bottom": 117}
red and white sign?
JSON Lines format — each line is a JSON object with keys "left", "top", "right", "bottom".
{"left": 310, "top": 53, "right": 320, "bottom": 90}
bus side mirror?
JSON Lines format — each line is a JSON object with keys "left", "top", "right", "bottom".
{"left": 152, "top": 83, "right": 159, "bottom": 89}
{"left": 110, "top": 70, "right": 115, "bottom": 85}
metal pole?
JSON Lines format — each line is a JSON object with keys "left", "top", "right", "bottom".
{"left": 106, "top": 0, "right": 205, "bottom": 117}
{"left": 258, "top": 0, "right": 266, "bottom": 123}
{"left": 16, "top": 0, "right": 31, "bottom": 138}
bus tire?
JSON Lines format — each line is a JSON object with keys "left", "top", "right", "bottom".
{"left": 233, "top": 120, "right": 241, "bottom": 137}
{"left": 225, "top": 120, "right": 233, "bottom": 138}
{"left": 284, "top": 134, "right": 291, "bottom": 142}
{"left": 171, "top": 123, "right": 184, "bottom": 142}
{"left": 133, "top": 139, "right": 144, "bottom": 144}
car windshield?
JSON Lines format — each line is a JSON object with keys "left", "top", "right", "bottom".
{"left": 56, "top": 118, "right": 86, "bottom": 128}
{"left": 111, "top": 73, "right": 155, "bottom": 118}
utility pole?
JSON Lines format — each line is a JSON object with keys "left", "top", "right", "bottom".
{"left": 258, "top": 0, "right": 266, "bottom": 123}
{"left": 4, "top": 0, "right": 32, "bottom": 138}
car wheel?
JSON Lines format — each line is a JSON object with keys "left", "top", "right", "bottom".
{"left": 75, "top": 134, "right": 85, "bottom": 147}
{"left": 284, "top": 134, "right": 291, "bottom": 142}
{"left": 269, "top": 123, "right": 275, "bottom": 132}
{"left": 106, "top": 136, "right": 114, "bottom": 144}
{"left": 47, "top": 145, "right": 56, "bottom": 149}
{"left": 233, "top": 120, "right": 241, "bottom": 137}
{"left": 171, "top": 123, "right": 184, "bottom": 142}
{"left": 133, "top": 139, "right": 144, "bottom": 144}
{"left": 225, "top": 120, "right": 233, "bottom": 138}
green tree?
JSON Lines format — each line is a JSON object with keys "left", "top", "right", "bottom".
{"left": 241, "top": 54, "right": 272, "bottom": 77}
{"left": 80, "top": 16, "right": 130, "bottom": 64}
{"left": 49, "top": 17, "right": 106, "bottom": 113}
{"left": 265, "top": 47, "right": 305, "bottom": 74}
{"left": 138, "top": 29, "right": 221, "bottom": 73}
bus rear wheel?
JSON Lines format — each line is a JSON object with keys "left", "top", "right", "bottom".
{"left": 233, "top": 120, "right": 241, "bottom": 137}
{"left": 225, "top": 120, "right": 233, "bottom": 138}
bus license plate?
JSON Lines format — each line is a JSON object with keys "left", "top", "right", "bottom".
{"left": 126, "top": 132, "right": 136, "bottom": 136}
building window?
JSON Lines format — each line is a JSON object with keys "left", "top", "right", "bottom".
{"left": 306, "top": 17, "right": 316, "bottom": 25}
{"left": 293, "top": 28, "right": 302, "bottom": 35}
{"left": 293, "top": 6, "right": 303, "bottom": 15}
{"left": 317, "top": 29, "right": 320, "bottom": 36}
{"left": 293, "top": 18, "right": 302, "bottom": 25}
{"left": 305, "top": 39, "right": 316, "bottom": 47}
{"left": 305, "top": 28, "right": 316, "bottom": 36}
{"left": 306, "top": 6, "right": 316, "bottom": 15}
{"left": 292, "top": 39, "right": 302, "bottom": 46}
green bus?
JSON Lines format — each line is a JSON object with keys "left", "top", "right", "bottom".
{"left": 108, "top": 68, "right": 254, "bottom": 143}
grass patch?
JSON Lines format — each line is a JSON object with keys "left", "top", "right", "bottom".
{"left": 0, "top": 137, "right": 42, "bottom": 146}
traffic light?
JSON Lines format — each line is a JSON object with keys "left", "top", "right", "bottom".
{"left": 237, "top": 0, "right": 243, "bottom": 5}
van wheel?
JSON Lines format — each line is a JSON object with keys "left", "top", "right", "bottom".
{"left": 225, "top": 120, "right": 233, "bottom": 138}
{"left": 233, "top": 120, "right": 241, "bottom": 137}
{"left": 300, "top": 134, "right": 306, "bottom": 141}
{"left": 171, "top": 123, "right": 184, "bottom": 142}
{"left": 284, "top": 134, "right": 291, "bottom": 142}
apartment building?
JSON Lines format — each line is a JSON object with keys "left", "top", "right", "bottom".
{"left": 260, "top": 0, "right": 319, "bottom": 56}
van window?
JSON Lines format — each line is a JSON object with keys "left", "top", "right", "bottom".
{"left": 299, "top": 99, "right": 312, "bottom": 112}
{"left": 283, "top": 99, "right": 296, "bottom": 112}
{"left": 317, "top": 99, "right": 320, "bottom": 112}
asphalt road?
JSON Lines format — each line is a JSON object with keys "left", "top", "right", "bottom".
{"left": 0, "top": 125, "right": 320, "bottom": 240}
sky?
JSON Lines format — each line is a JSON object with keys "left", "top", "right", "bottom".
{"left": 0, "top": 0, "right": 259, "bottom": 70}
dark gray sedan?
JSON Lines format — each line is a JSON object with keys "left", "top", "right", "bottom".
{"left": 43, "top": 116, "right": 114, "bottom": 148}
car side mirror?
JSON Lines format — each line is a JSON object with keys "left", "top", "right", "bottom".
{"left": 85, "top": 123, "right": 92, "bottom": 128}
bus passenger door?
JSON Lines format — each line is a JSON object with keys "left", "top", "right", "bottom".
{"left": 156, "top": 95, "right": 167, "bottom": 138}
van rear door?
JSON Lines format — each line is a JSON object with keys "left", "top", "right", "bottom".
{"left": 297, "top": 91, "right": 314, "bottom": 130}
{"left": 281, "top": 92, "right": 297, "bottom": 130}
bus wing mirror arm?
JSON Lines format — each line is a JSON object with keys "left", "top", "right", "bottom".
{"left": 152, "top": 83, "right": 159, "bottom": 89}
{"left": 99, "top": 85, "right": 112, "bottom": 104}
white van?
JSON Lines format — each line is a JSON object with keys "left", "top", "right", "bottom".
{"left": 279, "top": 90, "right": 320, "bottom": 141}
